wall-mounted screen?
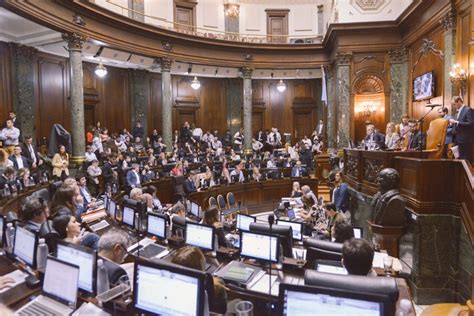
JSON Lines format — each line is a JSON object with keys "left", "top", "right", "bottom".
{"left": 413, "top": 71, "right": 435, "bottom": 101}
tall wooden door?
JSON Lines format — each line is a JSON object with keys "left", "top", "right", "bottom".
{"left": 293, "top": 110, "right": 313, "bottom": 142}
{"left": 266, "top": 9, "right": 289, "bottom": 43}
{"left": 174, "top": 1, "right": 196, "bottom": 32}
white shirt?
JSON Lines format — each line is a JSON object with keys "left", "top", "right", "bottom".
{"left": 252, "top": 140, "right": 263, "bottom": 151}
{"left": 302, "top": 138, "right": 312, "bottom": 147}
{"left": 0, "top": 127, "right": 20, "bottom": 146}
{"left": 230, "top": 169, "right": 244, "bottom": 182}
{"left": 85, "top": 151, "right": 97, "bottom": 162}
{"left": 192, "top": 128, "right": 203, "bottom": 138}
{"left": 15, "top": 155, "right": 24, "bottom": 169}
{"left": 27, "top": 144, "right": 37, "bottom": 164}
{"left": 267, "top": 160, "right": 276, "bottom": 168}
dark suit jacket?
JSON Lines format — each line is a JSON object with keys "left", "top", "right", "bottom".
{"left": 9, "top": 155, "right": 29, "bottom": 170}
{"left": 101, "top": 257, "right": 128, "bottom": 286}
{"left": 291, "top": 166, "right": 303, "bottom": 177}
{"left": 408, "top": 131, "right": 425, "bottom": 150}
{"left": 184, "top": 178, "right": 197, "bottom": 194}
{"left": 333, "top": 183, "right": 349, "bottom": 212}
{"left": 364, "top": 132, "right": 385, "bottom": 144}
{"left": 102, "top": 162, "right": 118, "bottom": 185}
{"left": 126, "top": 170, "right": 141, "bottom": 188}
{"left": 454, "top": 106, "right": 474, "bottom": 144}
{"left": 20, "top": 143, "right": 41, "bottom": 166}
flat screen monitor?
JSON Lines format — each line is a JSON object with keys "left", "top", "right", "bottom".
{"left": 236, "top": 214, "right": 256, "bottom": 231}
{"left": 43, "top": 256, "right": 80, "bottom": 309}
{"left": 185, "top": 222, "right": 215, "bottom": 251}
{"left": 279, "top": 283, "right": 384, "bottom": 316}
{"left": 190, "top": 202, "right": 201, "bottom": 218}
{"left": 13, "top": 224, "right": 38, "bottom": 268}
{"left": 239, "top": 230, "right": 280, "bottom": 263}
{"left": 353, "top": 227, "right": 363, "bottom": 239}
{"left": 122, "top": 205, "right": 136, "bottom": 228}
{"left": 147, "top": 213, "right": 167, "bottom": 240}
{"left": 107, "top": 199, "right": 117, "bottom": 220}
{"left": 56, "top": 241, "right": 97, "bottom": 294}
{"left": 413, "top": 71, "right": 435, "bottom": 101}
{"left": 277, "top": 219, "right": 303, "bottom": 241}
{"left": 133, "top": 259, "right": 206, "bottom": 316}
{"left": 315, "top": 260, "right": 348, "bottom": 275}
{"left": 103, "top": 195, "right": 109, "bottom": 211}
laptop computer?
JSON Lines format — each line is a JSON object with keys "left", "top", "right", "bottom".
{"left": 14, "top": 256, "right": 80, "bottom": 316}
{"left": 127, "top": 213, "right": 169, "bottom": 260}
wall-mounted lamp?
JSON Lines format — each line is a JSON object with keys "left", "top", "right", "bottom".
{"left": 95, "top": 60, "right": 107, "bottom": 77}
{"left": 225, "top": 3, "right": 240, "bottom": 19}
{"left": 191, "top": 76, "right": 201, "bottom": 90}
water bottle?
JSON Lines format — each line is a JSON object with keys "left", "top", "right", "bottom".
{"left": 5, "top": 223, "right": 15, "bottom": 253}
{"left": 134, "top": 213, "right": 140, "bottom": 231}
{"left": 4, "top": 186, "right": 11, "bottom": 199}
{"left": 96, "top": 259, "right": 110, "bottom": 295}
{"left": 36, "top": 238, "right": 48, "bottom": 272}
{"left": 397, "top": 299, "right": 414, "bottom": 316}
{"left": 112, "top": 183, "right": 118, "bottom": 194}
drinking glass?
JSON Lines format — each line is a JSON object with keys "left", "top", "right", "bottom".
{"left": 235, "top": 300, "right": 254, "bottom": 316}
{"left": 383, "top": 257, "right": 393, "bottom": 277}
{"left": 295, "top": 249, "right": 305, "bottom": 267}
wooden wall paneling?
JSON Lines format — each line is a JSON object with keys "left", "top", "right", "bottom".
{"left": 0, "top": 42, "right": 12, "bottom": 123}
{"left": 292, "top": 79, "right": 316, "bottom": 141}
{"left": 408, "top": 26, "right": 445, "bottom": 131}
{"left": 268, "top": 80, "right": 289, "bottom": 133}
{"left": 82, "top": 63, "right": 100, "bottom": 131}
{"left": 148, "top": 73, "right": 162, "bottom": 134}
{"left": 173, "top": 1, "right": 197, "bottom": 32}
{"left": 35, "top": 53, "right": 69, "bottom": 140}
{"left": 199, "top": 77, "right": 227, "bottom": 134}
{"left": 173, "top": 75, "right": 200, "bottom": 131}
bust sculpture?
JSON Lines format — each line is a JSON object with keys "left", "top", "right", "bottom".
{"left": 371, "top": 168, "right": 406, "bottom": 226}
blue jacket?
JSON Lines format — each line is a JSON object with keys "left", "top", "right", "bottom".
{"left": 291, "top": 166, "right": 304, "bottom": 177}
{"left": 126, "top": 170, "right": 141, "bottom": 188}
{"left": 333, "top": 183, "right": 349, "bottom": 212}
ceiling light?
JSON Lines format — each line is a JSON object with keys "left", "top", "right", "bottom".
{"left": 95, "top": 60, "right": 107, "bottom": 77}
{"left": 191, "top": 76, "right": 201, "bottom": 90}
{"left": 225, "top": 4, "right": 240, "bottom": 19}
{"left": 276, "top": 79, "right": 286, "bottom": 92}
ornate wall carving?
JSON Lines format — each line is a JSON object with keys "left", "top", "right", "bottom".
{"left": 363, "top": 159, "right": 384, "bottom": 182}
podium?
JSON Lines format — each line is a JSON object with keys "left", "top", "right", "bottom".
{"left": 368, "top": 221, "right": 404, "bottom": 257}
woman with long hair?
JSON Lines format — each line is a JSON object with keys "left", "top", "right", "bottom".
{"left": 202, "top": 206, "right": 227, "bottom": 247}
{"left": 52, "top": 145, "right": 69, "bottom": 180}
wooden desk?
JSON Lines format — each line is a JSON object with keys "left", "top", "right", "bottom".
{"left": 188, "top": 177, "right": 319, "bottom": 213}
{"left": 0, "top": 184, "right": 48, "bottom": 217}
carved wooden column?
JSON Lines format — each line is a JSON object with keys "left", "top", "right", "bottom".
{"left": 335, "top": 53, "right": 352, "bottom": 148}
{"left": 389, "top": 48, "right": 409, "bottom": 123}
{"left": 242, "top": 67, "right": 253, "bottom": 154}
{"left": 161, "top": 58, "right": 173, "bottom": 153}
{"left": 63, "top": 32, "right": 87, "bottom": 163}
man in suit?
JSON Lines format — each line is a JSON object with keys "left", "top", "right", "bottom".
{"left": 449, "top": 96, "right": 474, "bottom": 161}
{"left": 102, "top": 153, "right": 119, "bottom": 186}
{"left": 291, "top": 160, "right": 304, "bottom": 177}
{"left": 406, "top": 119, "right": 425, "bottom": 151}
{"left": 98, "top": 229, "right": 130, "bottom": 286}
{"left": 77, "top": 174, "right": 96, "bottom": 211}
{"left": 21, "top": 136, "right": 43, "bottom": 169}
{"left": 363, "top": 123, "right": 385, "bottom": 149}
{"left": 9, "top": 145, "right": 29, "bottom": 170}
{"left": 184, "top": 170, "right": 198, "bottom": 194}
{"left": 126, "top": 163, "right": 141, "bottom": 189}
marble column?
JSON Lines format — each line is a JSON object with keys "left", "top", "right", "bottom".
{"left": 224, "top": 4, "right": 240, "bottom": 34}
{"left": 225, "top": 78, "right": 243, "bottom": 137}
{"left": 10, "top": 43, "right": 37, "bottom": 140}
{"left": 130, "top": 69, "right": 149, "bottom": 135}
{"left": 242, "top": 67, "right": 253, "bottom": 154}
{"left": 128, "top": 0, "right": 144, "bottom": 22}
{"left": 441, "top": 9, "right": 457, "bottom": 109}
{"left": 325, "top": 65, "right": 336, "bottom": 148}
{"left": 388, "top": 48, "right": 409, "bottom": 123}
{"left": 335, "top": 53, "right": 352, "bottom": 148}
{"left": 63, "top": 33, "right": 87, "bottom": 163}
{"left": 161, "top": 58, "right": 173, "bottom": 153}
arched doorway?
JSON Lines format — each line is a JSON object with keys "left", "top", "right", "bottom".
{"left": 352, "top": 74, "right": 387, "bottom": 142}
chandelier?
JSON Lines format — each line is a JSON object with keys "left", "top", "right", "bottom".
{"left": 94, "top": 60, "right": 107, "bottom": 77}
{"left": 358, "top": 103, "right": 377, "bottom": 118}
{"left": 225, "top": 4, "right": 240, "bottom": 19}
{"left": 276, "top": 79, "right": 286, "bottom": 92}
{"left": 191, "top": 76, "right": 201, "bottom": 90}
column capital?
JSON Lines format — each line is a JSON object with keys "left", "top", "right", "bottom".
{"left": 440, "top": 9, "right": 456, "bottom": 32}
{"left": 388, "top": 47, "right": 408, "bottom": 64}
{"left": 160, "top": 57, "right": 172, "bottom": 72}
{"left": 334, "top": 52, "right": 352, "bottom": 66}
{"left": 62, "top": 33, "right": 87, "bottom": 51}
{"left": 9, "top": 43, "right": 37, "bottom": 59}
{"left": 241, "top": 67, "right": 253, "bottom": 79}
{"left": 317, "top": 4, "right": 324, "bottom": 13}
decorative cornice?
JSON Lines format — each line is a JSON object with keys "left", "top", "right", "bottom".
{"left": 440, "top": 9, "right": 456, "bottom": 32}
{"left": 334, "top": 52, "right": 352, "bottom": 66}
{"left": 62, "top": 32, "right": 87, "bottom": 51}
{"left": 388, "top": 47, "right": 408, "bottom": 64}
{"left": 9, "top": 43, "right": 37, "bottom": 58}
{"left": 241, "top": 67, "right": 253, "bottom": 79}
{"left": 160, "top": 57, "right": 172, "bottom": 72}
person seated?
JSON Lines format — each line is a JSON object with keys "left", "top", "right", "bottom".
{"left": 341, "top": 238, "right": 376, "bottom": 276}
{"left": 22, "top": 196, "right": 49, "bottom": 232}
{"left": 0, "top": 148, "right": 14, "bottom": 171}
{"left": 363, "top": 122, "right": 385, "bottom": 150}
{"left": 229, "top": 164, "right": 245, "bottom": 183}
{"left": 86, "top": 159, "right": 101, "bottom": 187}
{"left": 290, "top": 181, "right": 303, "bottom": 198}
{"left": 333, "top": 221, "right": 355, "bottom": 244}
{"left": 84, "top": 145, "right": 98, "bottom": 163}
{"left": 171, "top": 246, "right": 228, "bottom": 314}
{"left": 129, "top": 188, "right": 153, "bottom": 212}
{"left": 51, "top": 213, "right": 99, "bottom": 250}
{"left": 319, "top": 203, "right": 345, "bottom": 240}
{"left": 143, "top": 185, "right": 171, "bottom": 212}
{"left": 49, "top": 184, "right": 80, "bottom": 218}
{"left": 202, "top": 206, "right": 227, "bottom": 248}
{"left": 229, "top": 149, "right": 241, "bottom": 162}
{"left": 18, "top": 168, "right": 35, "bottom": 188}
{"left": 384, "top": 122, "right": 400, "bottom": 150}
{"left": 126, "top": 163, "right": 141, "bottom": 189}
{"left": 0, "top": 167, "right": 16, "bottom": 191}
{"left": 266, "top": 156, "right": 276, "bottom": 168}
{"left": 291, "top": 160, "right": 305, "bottom": 177}
{"left": 9, "top": 145, "right": 29, "bottom": 170}
{"left": 252, "top": 138, "right": 263, "bottom": 152}
{"left": 171, "top": 161, "right": 184, "bottom": 177}
{"left": 141, "top": 164, "right": 156, "bottom": 182}
{"left": 97, "top": 229, "right": 130, "bottom": 286}
{"left": 406, "top": 119, "right": 425, "bottom": 151}
{"left": 301, "top": 185, "right": 317, "bottom": 205}
{"left": 184, "top": 170, "right": 198, "bottom": 194}
{"left": 77, "top": 174, "right": 96, "bottom": 210}
{"left": 251, "top": 162, "right": 262, "bottom": 181}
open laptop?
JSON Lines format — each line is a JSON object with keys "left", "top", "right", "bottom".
{"left": 14, "top": 256, "right": 80, "bottom": 316}
{"left": 127, "top": 213, "right": 169, "bottom": 260}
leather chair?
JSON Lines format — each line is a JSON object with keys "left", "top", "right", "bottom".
{"left": 172, "top": 176, "right": 186, "bottom": 202}
{"left": 30, "top": 188, "right": 50, "bottom": 202}
{"left": 216, "top": 194, "right": 226, "bottom": 211}
{"left": 171, "top": 215, "right": 186, "bottom": 236}
{"left": 39, "top": 220, "right": 59, "bottom": 253}
{"left": 425, "top": 117, "right": 448, "bottom": 159}
{"left": 226, "top": 192, "right": 236, "bottom": 209}
{"left": 304, "top": 238, "right": 343, "bottom": 265}
{"left": 208, "top": 196, "right": 218, "bottom": 209}
{"left": 304, "top": 270, "right": 399, "bottom": 314}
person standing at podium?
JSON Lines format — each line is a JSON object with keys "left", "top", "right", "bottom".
{"left": 449, "top": 96, "right": 473, "bottom": 161}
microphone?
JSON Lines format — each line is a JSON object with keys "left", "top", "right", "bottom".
{"left": 425, "top": 103, "right": 442, "bottom": 108}
{"left": 268, "top": 214, "right": 275, "bottom": 226}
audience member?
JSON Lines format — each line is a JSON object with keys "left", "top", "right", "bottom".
{"left": 22, "top": 196, "right": 49, "bottom": 231}
{"left": 20, "top": 136, "right": 43, "bottom": 169}
{"left": 52, "top": 145, "right": 69, "bottom": 180}
{"left": 342, "top": 238, "right": 375, "bottom": 276}
{"left": 0, "top": 148, "right": 13, "bottom": 171}
{"left": 0, "top": 119, "right": 20, "bottom": 155}
{"left": 126, "top": 163, "right": 141, "bottom": 189}
{"left": 97, "top": 229, "right": 130, "bottom": 286}
{"left": 291, "top": 160, "right": 304, "bottom": 177}
{"left": 9, "top": 145, "right": 29, "bottom": 170}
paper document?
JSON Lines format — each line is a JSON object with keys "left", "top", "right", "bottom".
{"left": 248, "top": 273, "right": 279, "bottom": 296}
{"left": 0, "top": 269, "right": 28, "bottom": 293}
{"left": 372, "top": 252, "right": 389, "bottom": 268}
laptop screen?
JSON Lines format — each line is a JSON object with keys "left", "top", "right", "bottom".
{"left": 185, "top": 222, "right": 215, "bottom": 251}
{"left": 134, "top": 262, "right": 204, "bottom": 316}
{"left": 277, "top": 219, "right": 303, "bottom": 241}
{"left": 236, "top": 214, "right": 256, "bottom": 231}
{"left": 13, "top": 225, "right": 37, "bottom": 267}
{"left": 190, "top": 202, "right": 200, "bottom": 218}
{"left": 43, "top": 257, "right": 80, "bottom": 308}
{"left": 57, "top": 242, "right": 97, "bottom": 294}
{"left": 353, "top": 227, "right": 363, "bottom": 239}
{"left": 148, "top": 214, "right": 167, "bottom": 239}
{"left": 108, "top": 199, "right": 116, "bottom": 220}
{"left": 123, "top": 206, "right": 135, "bottom": 228}
{"left": 240, "top": 231, "right": 280, "bottom": 263}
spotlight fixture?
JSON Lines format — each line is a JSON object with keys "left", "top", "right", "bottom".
{"left": 276, "top": 79, "right": 286, "bottom": 92}
{"left": 191, "top": 76, "right": 201, "bottom": 90}
{"left": 95, "top": 60, "right": 107, "bottom": 77}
